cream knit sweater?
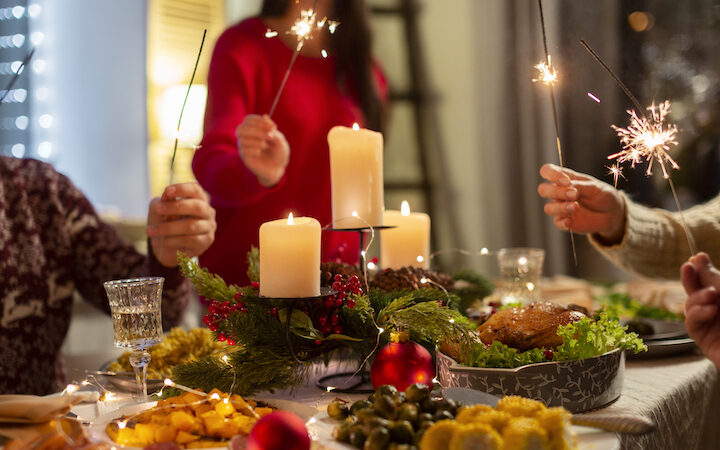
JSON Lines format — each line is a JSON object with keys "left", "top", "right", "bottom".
{"left": 589, "top": 192, "right": 720, "bottom": 279}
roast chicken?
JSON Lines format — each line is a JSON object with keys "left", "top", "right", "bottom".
{"left": 477, "top": 302, "right": 587, "bottom": 351}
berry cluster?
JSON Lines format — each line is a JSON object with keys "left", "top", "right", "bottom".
{"left": 313, "top": 274, "right": 363, "bottom": 339}
{"left": 202, "top": 292, "right": 247, "bottom": 346}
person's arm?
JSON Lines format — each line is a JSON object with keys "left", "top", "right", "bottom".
{"left": 60, "top": 175, "right": 190, "bottom": 329}
{"left": 192, "top": 29, "right": 287, "bottom": 208}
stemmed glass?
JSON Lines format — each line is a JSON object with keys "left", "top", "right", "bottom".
{"left": 104, "top": 277, "right": 164, "bottom": 401}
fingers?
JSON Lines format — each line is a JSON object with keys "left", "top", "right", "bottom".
{"left": 681, "top": 262, "right": 702, "bottom": 294}
{"left": 553, "top": 215, "right": 571, "bottom": 231}
{"left": 539, "top": 164, "right": 571, "bottom": 186}
{"left": 544, "top": 201, "right": 576, "bottom": 216}
{"left": 153, "top": 197, "right": 215, "bottom": 220}
{"left": 537, "top": 182, "right": 579, "bottom": 201}
{"left": 241, "top": 114, "right": 275, "bottom": 132}
{"left": 685, "top": 287, "right": 720, "bottom": 324}
{"left": 162, "top": 182, "right": 209, "bottom": 202}
{"left": 147, "top": 217, "right": 215, "bottom": 238}
{"left": 151, "top": 234, "right": 214, "bottom": 256}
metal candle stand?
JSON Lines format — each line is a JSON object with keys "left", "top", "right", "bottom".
{"left": 314, "top": 226, "right": 396, "bottom": 393}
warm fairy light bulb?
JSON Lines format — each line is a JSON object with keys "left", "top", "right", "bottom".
{"left": 118, "top": 421, "right": 127, "bottom": 430}
{"left": 420, "top": 277, "right": 428, "bottom": 284}
{"left": 164, "top": 378, "right": 174, "bottom": 387}
{"left": 449, "top": 318, "right": 455, "bottom": 323}
{"left": 65, "top": 384, "right": 79, "bottom": 394}
{"left": 378, "top": 327, "right": 385, "bottom": 333}
{"left": 326, "top": 386, "right": 336, "bottom": 392}
{"left": 321, "top": 49, "right": 328, "bottom": 58}
{"left": 480, "top": 248, "right": 489, "bottom": 255}
{"left": 81, "top": 380, "right": 90, "bottom": 386}
{"left": 367, "top": 261, "right": 376, "bottom": 270}
{"left": 527, "top": 282, "right": 535, "bottom": 291}
{"left": 265, "top": 29, "right": 278, "bottom": 38}
{"left": 518, "top": 257, "right": 528, "bottom": 266}
{"left": 222, "top": 355, "right": 229, "bottom": 364}
{"left": 351, "top": 211, "right": 358, "bottom": 217}
{"left": 352, "top": 123, "right": 359, "bottom": 131}
{"left": 401, "top": 200, "right": 410, "bottom": 216}
{"left": 223, "top": 398, "right": 229, "bottom": 404}
{"left": 287, "top": 212, "right": 294, "bottom": 225}
{"left": 361, "top": 250, "right": 367, "bottom": 257}
{"left": 103, "top": 392, "right": 116, "bottom": 401}
{"left": 210, "top": 393, "right": 221, "bottom": 400}
{"left": 416, "top": 255, "right": 424, "bottom": 263}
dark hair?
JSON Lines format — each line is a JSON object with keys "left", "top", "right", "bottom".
{"left": 261, "top": 0, "right": 384, "bottom": 132}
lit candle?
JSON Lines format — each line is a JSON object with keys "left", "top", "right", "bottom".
{"left": 259, "top": 213, "right": 321, "bottom": 298}
{"left": 381, "top": 201, "right": 430, "bottom": 269}
{"left": 328, "top": 124, "right": 384, "bottom": 228}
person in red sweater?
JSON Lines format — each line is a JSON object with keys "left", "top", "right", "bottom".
{"left": 193, "top": 0, "right": 386, "bottom": 287}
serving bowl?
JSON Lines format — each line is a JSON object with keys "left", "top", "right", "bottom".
{"left": 437, "top": 348, "right": 624, "bottom": 413}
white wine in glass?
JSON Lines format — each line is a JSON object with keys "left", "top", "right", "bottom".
{"left": 104, "top": 277, "right": 164, "bottom": 401}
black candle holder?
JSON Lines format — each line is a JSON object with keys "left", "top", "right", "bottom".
{"left": 261, "top": 286, "right": 337, "bottom": 364}
{"left": 325, "top": 225, "right": 396, "bottom": 269}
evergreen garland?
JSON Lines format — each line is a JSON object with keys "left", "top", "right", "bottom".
{"left": 173, "top": 254, "right": 482, "bottom": 394}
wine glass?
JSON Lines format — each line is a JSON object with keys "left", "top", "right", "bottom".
{"left": 104, "top": 277, "right": 164, "bottom": 401}
{"left": 497, "top": 248, "right": 545, "bottom": 305}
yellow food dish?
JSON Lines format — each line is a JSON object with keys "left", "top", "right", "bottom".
{"left": 109, "top": 328, "right": 227, "bottom": 379}
{"left": 420, "top": 396, "right": 576, "bottom": 450}
{"left": 106, "top": 388, "right": 275, "bottom": 448}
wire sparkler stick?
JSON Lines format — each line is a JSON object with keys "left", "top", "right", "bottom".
{"left": 535, "top": 0, "right": 578, "bottom": 265}
{"left": 169, "top": 29, "right": 207, "bottom": 185}
{"left": 579, "top": 40, "right": 698, "bottom": 256}
{"left": 0, "top": 47, "right": 35, "bottom": 108}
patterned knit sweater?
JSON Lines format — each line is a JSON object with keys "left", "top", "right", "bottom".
{"left": 0, "top": 157, "right": 189, "bottom": 394}
{"left": 590, "top": 192, "right": 720, "bottom": 279}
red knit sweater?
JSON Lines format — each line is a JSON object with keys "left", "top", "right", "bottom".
{"left": 193, "top": 18, "right": 385, "bottom": 286}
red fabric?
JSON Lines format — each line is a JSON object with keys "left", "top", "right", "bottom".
{"left": 193, "top": 18, "right": 386, "bottom": 287}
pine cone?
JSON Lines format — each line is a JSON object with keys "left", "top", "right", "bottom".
{"left": 320, "top": 262, "right": 365, "bottom": 287}
{"left": 370, "top": 266, "right": 454, "bottom": 291}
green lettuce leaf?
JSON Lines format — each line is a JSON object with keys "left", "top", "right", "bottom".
{"left": 554, "top": 311, "right": 647, "bottom": 360}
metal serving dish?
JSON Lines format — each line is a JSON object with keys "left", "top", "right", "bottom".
{"left": 437, "top": 348, "right": 624, "bottom": 413}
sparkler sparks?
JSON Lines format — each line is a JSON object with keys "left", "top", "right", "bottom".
{"left": 533, "top": 56, "right": 558, "bottom": 86}
{"left": 605, "top": 164, "right": 627, "bottom": 188}
{"left": 610, "top": 101, "right": 679, "bottom": 178}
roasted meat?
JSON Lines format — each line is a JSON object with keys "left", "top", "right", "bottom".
{"left": 477, "top": 302, "right": 587, "bottom": 351}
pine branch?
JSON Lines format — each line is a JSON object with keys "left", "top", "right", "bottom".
{"left": 246, "top": 247, "right": 259, "bottom": 282}
{"left": 389, "top": 301, "right": 475, "bottom": 349}
{"left": 453, "top": 269, "right": 495, "bottom": 314}
{"left": 177, "top": 253, "right": 241, "bottom": 302}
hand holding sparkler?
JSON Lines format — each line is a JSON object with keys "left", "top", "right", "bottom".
{"left": 538, "top": 164, "right": 626, "bottom": 245}
{"left": 236, "top": 114, "right": 290, "bottom": 187}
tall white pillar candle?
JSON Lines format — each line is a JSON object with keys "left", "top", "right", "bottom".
{"left": 259, "top": 214, "right": 321, "bottom": 298}
{"left": 328, "top": 124, "right": 384, "bottom": 229}
{"left": 381, "top": 201, "right": 431, "bottom": 269}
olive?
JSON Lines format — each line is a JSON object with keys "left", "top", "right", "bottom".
{"left": 389, "top": 420, "right": 415, "bottom": 443}
{"left": 366, "top": 417, "right": 391, "bottom": 430}
{"left": 415, "top": 429, "right": 426, "bottom": 445}
{"left": 417, "top": 412, "right": 433, "bottom": 424}
{"left": 332, "top": 424, "right": 351, "bottom": 442}
{"left": 376, "top": 385, "right": 398, "bottom": 397}
{"left": 351, "top": 400, "right": 373, "bottom": 415}
{"left": 434, "top": 398, "right": 458, "bottom": 415}
{"left": 363, "top": 427, "right": 390, "bottom": 450}
{"left": 356, "top": 407, "right": 379, "bottom": 424}
{"left": 394, "top": 392, "right": 407, "bottom": 404}
{"left": 433, "top": 410, "right": 454, "bottom": 422}
{"left": 420, "top": 397, "right": 437, "bottom": 414}
{"left": 389, "top": 444, "right": 416, "bottom": 450}
{"left": 374, "top": 395, "right": 398, "bottom": 420}
{"left": 404, "top": 383, "right": 430, "bottom": 403}
{"left": 419, "top": 419, "right": 435, "bottom": 430}
{"left": 328, "top": 399, "right": 350, "bottom": 420}
{"left": 350, "top": 429, "right": 367, "bottom": 448}
{"left": 397, "top": 403, "right": 419, "bottom": 424}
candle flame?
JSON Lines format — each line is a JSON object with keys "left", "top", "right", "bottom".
{"left": 287, "top": 212, "right": 294, "bottom": 225}
{"left": 352, "top": 123, "right": 359, "bottom": 131}
{"left": 400, "top": 200, "right": 410, "bottom": 216}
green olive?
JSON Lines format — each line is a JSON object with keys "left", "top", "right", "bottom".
{"left": 366, "top": 417, "right": 391, "bottom": 430}
{"left": 434, "top": 398, "right": 458, "bottom": 415}
{"left": 404, "top": 384, "right": 430, "bottom": 403}
{"left": 363, "top": 427, "right": 390, "bottom": 450}
{"left": 397, "top": 403, "right": 419, "bottom": 424}
{"left": 433, "top": 410, "right": 454, "bottom": 422}
{"left": 419, "top": 419, "right": 435, "bottom": 430}
{"left": 389, "top": 445, "right": 416, "bottom": 450}
{"left": 417, "top": 412, "right": 433, "bottom": 424}
{"left": 333, "top": 424, "right": 351, "bottom": 442}
{"left": 328, "top": 399, "right": 350, "bottom": 420}
{"left": 376, "top": 385, "right": 398, "bottom": 397}
{"left": 350, "top": 429, "right": 367, "bottom": 448}
{"left": 420, "top": 398, "right": 437, "bottom": 414}
{"left": 351, "top": 400, "right": 373, "bottom": 415}
{"left": 394, "top": 392, "right": 407, "bottom": 404}
{"left": 389, "top": 420, "right": 415, "bottom": 444}
{"left": 356, "top": 407, "right": 379, "bottom": 424}
{"left": 374, "top": 395, "right": 398, "bottom": 420}
{"left": 415, "top": 429, "right": 426, "bottom": 445}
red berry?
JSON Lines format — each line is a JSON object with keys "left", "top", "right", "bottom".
{"left": 227, "top": 338, "right": 236, "bottom": 346}
{"left": 217, "top": 332, "right": 227, "bottom": 341}
{"left": 321, "top": 326, "right": 332, "bottom": 335}
{"left": 202, "top": 315, "right": 214, "bottom": 326}
{"left": 335, "top": 299, "right": 343, "bottom": 307}
{"left": 545, "top": 349, "right": 554, "bottom": 360}
{"left": 337, "top": 292, "right": 347, "bottom": 301}
{"left": 208, "top": 304, "right": 220, "bottom": 315}
{"left": 334, "top": 274, "right": 343, "bottom": 282}
{"left": 333, "top": 325, "right": 343, "bottom": 334}
{"left": 314, "top": 340, "right": 323, "bottom": 345}
{"left": 209, "top": 323, "right": 219, "bottom": 332}
{"left": 349, "top": 275, "right": 359, "bottom": 284}
{"left": 330, "top": 314, "right": 340, "bottom": 325}
{"left": 371, "top": 257, "right": 379, "bottom": 264}
{"left": 332, "top": 281, "right": 342, "bottom": 291}
{"left": 346, "top": 299, "right": 356, "bottom": 308}
{"left": 269, "top": 307, "right": 279, "bottom": 316}
{"left": 234, "top": 291, "right": 244, "bottom": 301}
{"left": 317, "top": 317, "right": 327, "bottom": 327}
{"left": 352, "top": 287, "right": 361, "bottom": 295}
{"left": 221, "top": 301, "right": 231, "bottom": 309}
{"left": 251, "top": 281, "right": 260, "bottom": 289}
{"left": 324, "top": 299, "right": 335, "bottom": 309}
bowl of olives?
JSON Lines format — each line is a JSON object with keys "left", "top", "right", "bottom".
{"left": 307, "top": 383, "right": 460, "bottom": 449}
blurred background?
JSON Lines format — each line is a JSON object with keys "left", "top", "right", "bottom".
{"left": 0, "top": 0, "right": 718, "bottom": 351}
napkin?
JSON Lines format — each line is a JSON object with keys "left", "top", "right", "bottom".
{"left": 0, "top": 393, "right": 88, "bottom": 424}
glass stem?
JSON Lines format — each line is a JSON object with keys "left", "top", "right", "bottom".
{"left": 129, "top": 349, "right": 151, "bottom": 401}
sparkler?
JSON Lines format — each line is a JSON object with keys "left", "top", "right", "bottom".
{"left": 169, "top": 29, "right": 206, "bottom": 185}
{"left": 580, "top": 40, "right": 698, "bottom": 256}
{"left": 534, "top": 0, "right": 578, "bottom": 265}
{"left": 267, "top": 0, "right": 338, "bottom": 117}
{"left": 605, "top": 164, "right": 626, "bottom": 188}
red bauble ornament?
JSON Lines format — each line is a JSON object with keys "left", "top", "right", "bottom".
{"left": 370, "top": 332, "right": 435, "bottom": 392}
{"left": 246, "top": 411, "right": 310, "bottom": 450}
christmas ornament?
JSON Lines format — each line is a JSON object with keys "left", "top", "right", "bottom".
{"left": 370, "top": 331, "right": 435, "bottom": 391}
{"left": 371, "top": 266, "right": 454, "bottom": 291}
{"left": 245, "top": 411, "right": 310, "bottom": 450}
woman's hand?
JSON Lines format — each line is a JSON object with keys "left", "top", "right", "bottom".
{"left": 146, "top": 183, "right": 217, "bottom": 267}
{"left": 236, "top": 114, "right": 290, "bottom": 187}
{"left": 682, "top": 253, "right": 720, "bottom": 369}
{"left": 537, "top": 164, "right": 626, "bottom": 245}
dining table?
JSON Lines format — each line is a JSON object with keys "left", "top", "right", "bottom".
{"left": 56, "top": 347, "right": 720, "bottom": 450}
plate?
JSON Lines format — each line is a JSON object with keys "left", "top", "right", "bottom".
{"left": 87, "top": 398, "right": 317, "bottom": 449}
{"left": 624, "top": 318, "right": 688, "bottom": 342}
{"left": 307, "top": 411, "right": 620, "bottom": 450}
{"left": 99, "top": 361, "right": 165, "bottom": 393}
{"left": 629, "top": 337, "right": 698, "bottom": 359}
